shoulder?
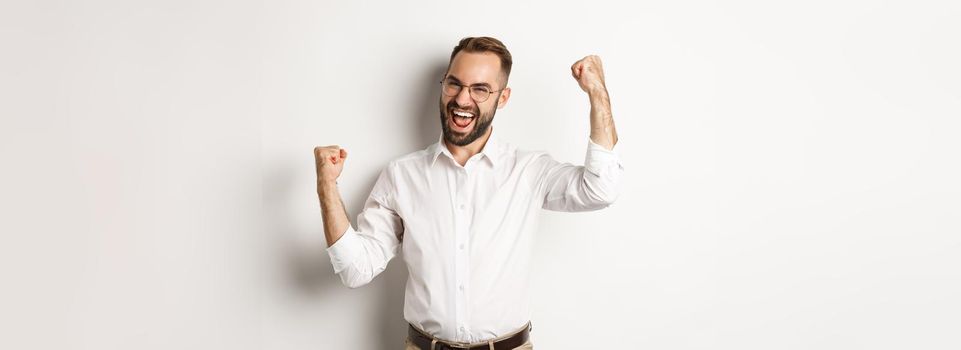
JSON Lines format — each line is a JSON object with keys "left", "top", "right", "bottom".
{"left": 365, "top": 147, "right": 432, "bottom": 202}
{"left": 372, "top": 143, "right": 443, "bottom": 188}
{"left": 385, "top": 145, "right": 435, "bottom": 171}
{"left": 507, "top": 141, "right": 555, "bottom": 165}
{"left": 498, "top": 140, "right": 561, "bottom": 175}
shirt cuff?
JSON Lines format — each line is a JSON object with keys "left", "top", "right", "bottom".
{"left": 585, "top": 138, "right": 625, "bottom": 176}
{"left": 326, "top": 225, "right": 362, "bottom": 274}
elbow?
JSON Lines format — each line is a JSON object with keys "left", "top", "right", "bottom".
{"left": 574, "top": 189, "right": 618, "bottom": 212}
{"left": 582, "top": 177, "right": 621, "bottom": 207}
{"left": 592, "top": 194, "right": 618, "bottom": 209}
{"left": 600, "top": 190, "right": 621, "bottom": 206}
{"left": 581, "top": 163, "right": 623, "bottom": 207}
{"left": 587, "top": 183, "right": 619, "bottom": 206}
{"left": 331, "top": 248, "right": 395, "bottom": 289}
{"left": 333, "top": 261, "right": 374, "bottom": 289}
{"left": 598, "top": 196, "right": 618, "bottom": 207}
{"left": 345, "top": 280, "right": 370, "bottom": 289}
{"left": 338, "top": 271, "right": 374, "bottom": 289}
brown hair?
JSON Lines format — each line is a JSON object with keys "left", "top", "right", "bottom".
{"left": 447, "top": 36, "right": 513, "bottom": 85}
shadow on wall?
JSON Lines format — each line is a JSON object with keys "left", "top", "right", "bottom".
{"left": 267, "top": 57, "right": 449, "bottom": 349}
{"left": 409, "top": 59, "right": 450, "bottom": 150}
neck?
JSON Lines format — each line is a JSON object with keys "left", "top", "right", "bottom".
{"left": 445, "top": 126, "right": 493, "bottom": 166}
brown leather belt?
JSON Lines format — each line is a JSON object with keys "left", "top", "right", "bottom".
{"left": 407, "top": 322, "right": 531, "bottom": 350}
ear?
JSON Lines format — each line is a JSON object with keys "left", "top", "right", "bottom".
{"left": 496, "top": 86, "right": 511, "bottom": 109}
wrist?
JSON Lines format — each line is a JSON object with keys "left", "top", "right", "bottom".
{"left": 317, "top": 179, "right": 338, "bottom": 193}
{"left": 587, "top": 85, "right": 608, "bottom": 98}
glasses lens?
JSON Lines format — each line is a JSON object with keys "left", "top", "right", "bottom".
{"left": 442, "top": 80, "right": 461, "bottom": 96}
{"left": 470, "top": 86, "right": 491, "bottom": 102}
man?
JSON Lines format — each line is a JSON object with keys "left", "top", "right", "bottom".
{"left": 314, "top": 36, "right": 623, "bottom": 350}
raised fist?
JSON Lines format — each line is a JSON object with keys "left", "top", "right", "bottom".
{"left": 571, "top": 55, "right": 607, "bottom": 94}
{"left": 314, "top": 145, "right": 347, "bottom": 184}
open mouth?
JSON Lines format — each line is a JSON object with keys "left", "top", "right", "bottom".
{"left": 449, "top": 109, "right": 476, "bottom": 131}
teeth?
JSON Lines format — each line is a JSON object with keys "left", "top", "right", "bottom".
{"left": 453, "top": 110, "right": 474, "bottom": 118}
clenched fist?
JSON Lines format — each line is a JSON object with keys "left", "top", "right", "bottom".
{"left": 314, "top": 145, "right": 347, "bottom": 184}
{"left": 571, "top": 55, "right": 607, "bottom": 95}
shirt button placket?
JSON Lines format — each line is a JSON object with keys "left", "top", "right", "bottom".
{"left": 454, "top": 168, "right": 471, "bottom": 340}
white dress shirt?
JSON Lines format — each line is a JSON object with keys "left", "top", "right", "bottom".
{"left": 326, "top": 126, "right": 624, "bottom": 343}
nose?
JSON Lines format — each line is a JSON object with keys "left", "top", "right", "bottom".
{"left": 454, "top": 85, "right": 474, "bottom": 107}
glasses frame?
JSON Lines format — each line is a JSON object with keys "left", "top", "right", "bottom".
{"left": 439, "top": 78, "right": 505, "bottom": 103}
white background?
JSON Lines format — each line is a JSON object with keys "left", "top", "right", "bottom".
{"left": 2, "top": 0, "right": 959, "bottom": 349}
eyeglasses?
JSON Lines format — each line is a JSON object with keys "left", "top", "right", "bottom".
{"left": 439, "top": 78, "right": 505, "bottom": 103}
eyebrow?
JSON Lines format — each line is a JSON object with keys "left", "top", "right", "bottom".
{"left": 446, "top": 74, "right": 493, "bottom": 89}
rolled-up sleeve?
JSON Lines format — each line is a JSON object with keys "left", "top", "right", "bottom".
{"left": 326, "top": 165, "right": 404, "bottom": 288}
{"left": 539, "top": 138, "right": 625, "bottom": 212}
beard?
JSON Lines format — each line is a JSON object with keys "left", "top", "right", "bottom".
{"left": 438, "top": 97, "right": 497, "bottom": 147}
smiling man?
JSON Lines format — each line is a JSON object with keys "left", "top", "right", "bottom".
{"left": 314, "top": 36, "right": 623, "bottom": 349}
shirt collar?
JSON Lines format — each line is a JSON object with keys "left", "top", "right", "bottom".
{"left": 429, "top": 126, "right": 502, "bottom": 167}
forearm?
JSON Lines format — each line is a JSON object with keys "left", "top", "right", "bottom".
{"left": 318, "top": 180, "right": 350, "bottom": 247}
{"left": 588, "top": 88, "right": 618, "bottom": 150}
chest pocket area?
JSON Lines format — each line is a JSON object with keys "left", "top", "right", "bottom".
{"left": 395, "top": 184, "right": 452, "bottom": 243}
{"left": 471, "top": 180, "right": 536, "bottom": 237}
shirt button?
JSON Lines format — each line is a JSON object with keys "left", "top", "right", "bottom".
{"left": 459, "top": 244, "right": 465, "bottom": 250}
{"left": 459, "top": 284, "right": 465, "bottom": 291}
{"left": 458, "top": 204, "right": 465, "bottom": 210}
